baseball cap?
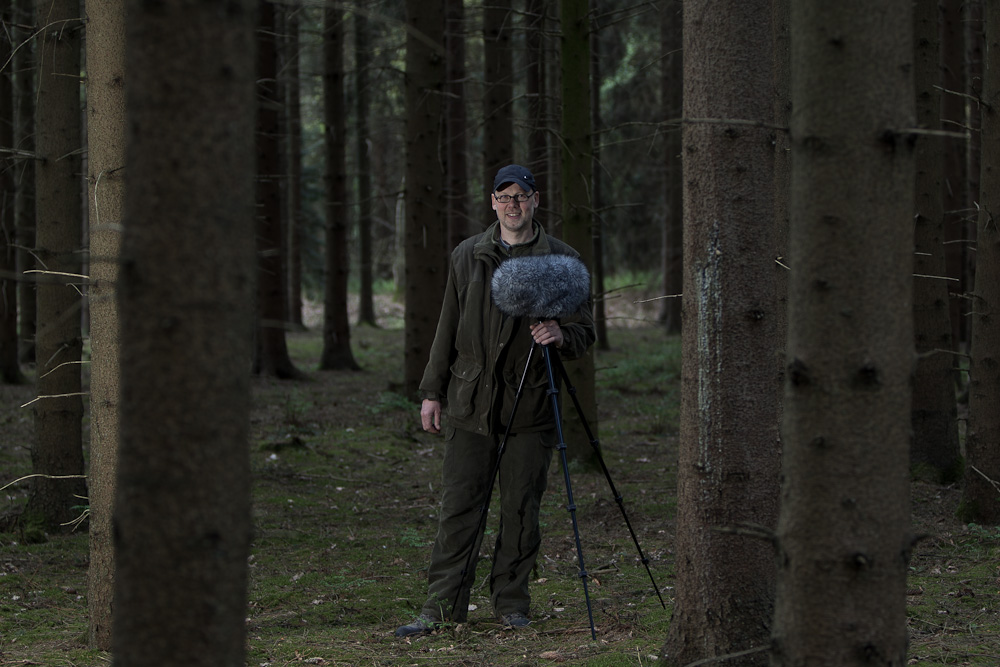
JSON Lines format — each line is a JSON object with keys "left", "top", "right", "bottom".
{"left": 493, "top": 164, "right": 537, "bottom": 193}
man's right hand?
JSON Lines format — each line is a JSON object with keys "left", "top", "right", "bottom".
{"left": 421, "top": 399, "right": 442, "bottom": 434}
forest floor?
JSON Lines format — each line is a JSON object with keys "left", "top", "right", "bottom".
{"left": 0, "top": 288, "right": 998, "bottom": 666}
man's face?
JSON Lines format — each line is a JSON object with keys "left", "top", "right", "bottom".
{"left": 492, "top": 182, "right": 539, "bottom": 240}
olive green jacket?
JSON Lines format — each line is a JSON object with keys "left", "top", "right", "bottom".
{"left": 419, "top": 221, "right": 596, "bottom": 436}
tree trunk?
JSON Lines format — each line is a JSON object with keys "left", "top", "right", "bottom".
{"left": 772, "top": 0, "right": 790, "bottom": 364}
{"left": 964, "top": 3, "right": 983, "bottom": 352}
{"left": 912, "top": 0, "right": 962, "bottom": 482}
{"left": 960, "top": 1, "right": 1000, "bottom": 525}
{"left": 355, "top": 9, "right": 377, "bottom": 326}
{"left": 26, "top": 0, "right": 88, "bottom": 530}
{"left": 772, "top": 2, "right": 915, "bottom": 664}
{"left": 14, "top": 0, "right": 36, "bottom": 365}
{"left": 114, "top": 1, "right": 256, "bottom": 664}
{"left": 941, "top": 0, "right": 969, "bottom": 357}
{"left": 590, "top": 4, "right": 607, "bottom": 352}
{"left": 483, "top": 0, "right": 513, "bottom": 189}
{"left": 85, "top": 0, "right": 124, "bottom": 648}
{"left": 525, "top": 0, "right": 548, "bottom": 190}
{"left": 545, "top": 0, "right": 561, "bottom": 233}
{"left": 319, "top": 6, "right": 359, "bottom": 371}
{"left": 285, "top": 6, "right": 304, "bottom": 329}
{"left": 560, "top": 0, "right": 598, "bottom": 460}
{"left": 255, "top": 0, "right": 300, "bottom": 379}
{"left": 402, "top": 0, "right": 446, "bottom": 398}
{"left": 659, "top": 0, "right": 682, "bottom": 335}
{"left": 0, "top": 0, "right": 22, "bottom": 384}
{"left": 660, "top": 1, "right": 779, "bottom": 664}
{"left": 445, "top": 0, "right": 470, "bottom": 248}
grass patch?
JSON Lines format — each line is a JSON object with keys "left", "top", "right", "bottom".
{"left": 1, "top": 319, "right": 996, "bottom": 664}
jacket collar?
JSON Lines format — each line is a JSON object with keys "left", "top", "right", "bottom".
{"left": 474, "top": 221, "right": 551, "bottom": 263}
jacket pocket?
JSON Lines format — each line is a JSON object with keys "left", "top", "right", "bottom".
{"left": 503, "top": 361, "right": 552, "bottom": 429}
{"left": 447, "top": 356, "right": 483, "bottom": 420}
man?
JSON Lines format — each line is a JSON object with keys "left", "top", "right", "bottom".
{"left": 395, "top": 165, "right": 596, "bottom": 637}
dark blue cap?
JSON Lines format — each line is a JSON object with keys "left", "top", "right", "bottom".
{"left": 493, "top": 164, "right": 537, "bottom": 193}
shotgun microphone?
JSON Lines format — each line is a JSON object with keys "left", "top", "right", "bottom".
{"left": 491, "top": 254, "right": 591, "bottom": 320}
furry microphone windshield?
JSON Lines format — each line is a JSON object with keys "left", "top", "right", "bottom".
{"left": 491, "top": 254, "right": 591, "bottom": 320}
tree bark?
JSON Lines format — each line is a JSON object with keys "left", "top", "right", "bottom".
{"left": 85, "top": 0, "right": 125, "bottom": 648}
{"left": 772, "top": 0, "right": 790, "bottom": 366}
{"left": 772, "top": 2, "right": 915, "bottom": 664}
{"left": 661, "top": 1, "right": 779, "bottom": 664}
{"left": 114, "top": 1, "right": 257, "bottom": 664}
{"left": 26, "top": 0, "right": 88, "bottom": 529}
{"left": 960, "top": 0, "right": 1000, "bottom": 525}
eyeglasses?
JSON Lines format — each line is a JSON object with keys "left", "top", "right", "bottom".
{"left": 494, "top": 192, "right": 534, "bottom": 203}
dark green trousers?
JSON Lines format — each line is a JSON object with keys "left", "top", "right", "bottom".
{"left": 421, "top": 427, "right": 555, "bottom": 622}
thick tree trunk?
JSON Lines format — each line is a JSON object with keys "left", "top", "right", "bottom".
{"left": 660, "top": 1, "right": 779, "bottom": 664}
{"left": 772, "top": 2, "right": 915, "bottom": 664}
{"left": 85, "top": 0, "right": 125, "bottom": 649}
{"left": 114, "top": 1, "right": 257, "bottom": 664}
{"left": 319, "top": 6, "right": 359, "bottom": 371}
{"left": 960, "top": 1, "right": 1000, "bottom": 525}
{"left": 26, "top": 0, "right": 88, "bottom": 529}
{"left": 402, "top": 0, "right": 446, "bottom": 397}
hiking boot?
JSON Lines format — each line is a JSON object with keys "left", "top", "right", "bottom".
{"left": 394, "top": 614, "right": 439, "bottom": 638}
{"left": 501, "top": 611, "right": 531, "bottom": 628}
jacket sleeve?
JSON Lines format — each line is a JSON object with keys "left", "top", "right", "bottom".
{"left": 418, "top": 260, "right": 460, "bottom": 403}
{"left": 557, "top": 295, "right": 596, "bottom": 360}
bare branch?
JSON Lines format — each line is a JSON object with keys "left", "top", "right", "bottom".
{"left": 0, "top": 473, "right": 88, "bottom": 494}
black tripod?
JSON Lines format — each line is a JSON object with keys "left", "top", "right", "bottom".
{"left": 451, "top": 341, "right": 666, "bottom": 639}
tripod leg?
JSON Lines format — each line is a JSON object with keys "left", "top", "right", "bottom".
{"left": 542, "top": 345, "right": 597, "bottom": 640}
{"left": 550, "top": 352, "right": 667, "bottom": 610}
{"left": 448, "top": 343, "right": 537, "bottom": 620}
